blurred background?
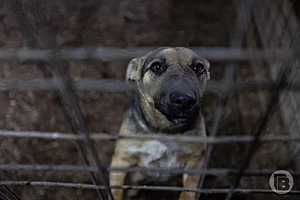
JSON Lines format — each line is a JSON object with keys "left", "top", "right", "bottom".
{"left": 0, "top": 0, "right": 299, "bottom": 199}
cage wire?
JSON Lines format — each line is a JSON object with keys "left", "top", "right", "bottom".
{"left": 0, "top": 0, "right": 300, "bottom": 200}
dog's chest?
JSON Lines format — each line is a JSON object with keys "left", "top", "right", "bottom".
{"left": 127, "top": 140, "right": 194, "bottom": 181}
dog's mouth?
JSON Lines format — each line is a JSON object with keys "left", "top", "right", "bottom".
{"left": 155, "top": 102, "right": 200, "bottom": 125}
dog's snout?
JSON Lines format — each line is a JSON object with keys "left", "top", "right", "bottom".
{"left": 169, "top": 92, "right": 196, "bottom": 109}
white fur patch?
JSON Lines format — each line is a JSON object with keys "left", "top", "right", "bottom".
{"left": 127, "top": 140, "right": 195, "bottom": 181}
{"left": 128, "top": 141, "right": 168, "bottom": 166}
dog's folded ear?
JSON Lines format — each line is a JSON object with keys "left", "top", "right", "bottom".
{"left": 126, "top": 57, "right": 144, "bottom": 82}
{"left": 202, "top": 58, "right": 210, "bottom": 80}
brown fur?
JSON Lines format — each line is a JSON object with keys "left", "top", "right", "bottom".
{"left": 110, "top": 47, "right": 210, "bottom": 200}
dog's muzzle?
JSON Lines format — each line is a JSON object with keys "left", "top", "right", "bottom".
{"left": 156, "top": 90, "right": 200, "bottom": 124}
{"left": 169, "top": 91, "right": 196, "bottom": 110}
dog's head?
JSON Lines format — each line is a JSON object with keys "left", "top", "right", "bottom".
{"left": 127, "top": 47, "right": 210, "bottom": 132}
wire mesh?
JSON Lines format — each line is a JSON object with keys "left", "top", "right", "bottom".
{"left": 0, "top": 0, "right": 299, "bottom": 200}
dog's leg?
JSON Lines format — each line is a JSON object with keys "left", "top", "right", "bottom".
{"left": 110, "top": 144, "right": 134, "bottom": 200}
{"left": 179, "top": 173, "right": 201, "bottom": 200}
{"left": 179, "top": 155, "right": 206, "bottom": 200}
{"left": 110, "top": 156, "right": 128, "bottom": 200}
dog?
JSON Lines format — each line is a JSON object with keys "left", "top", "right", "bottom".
{"left": 110, "top": 47, "right": 210, "bottom": 200}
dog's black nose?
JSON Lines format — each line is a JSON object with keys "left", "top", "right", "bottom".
{"left": 169, "top": 92, "right": 196, "bottom": 109}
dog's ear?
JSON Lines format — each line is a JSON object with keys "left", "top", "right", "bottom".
{"left": 126, "top": 57, "right": 144, "bottom": 82}
{"left": 201, "top": 58, "right": 210, "bottom": 80}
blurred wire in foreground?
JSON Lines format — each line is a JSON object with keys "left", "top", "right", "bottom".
{"left": 0, "top": 181, "right": 300, "bottom": 195}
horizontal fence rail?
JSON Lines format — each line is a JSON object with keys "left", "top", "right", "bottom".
{"left": 1, "top": 164, "right": 300, "bottom": 177}
{"left": 0, "top": 47, "right": 292, "bottom": 62}
{"left": 1, "top": 79, "right": 300, "bottom": 95}
{"left": 1, "top": 181, "right": 300, "bottom": 195}
{"left": 1, "top": 130, "right": 300, "bottom": 144}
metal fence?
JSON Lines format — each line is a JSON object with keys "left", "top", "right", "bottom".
{"left": 0, "top": 0, "right": 300, "bottom": 200}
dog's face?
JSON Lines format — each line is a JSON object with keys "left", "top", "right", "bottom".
{"left": 127, "top": 47, "right": 210, "bottom": 132}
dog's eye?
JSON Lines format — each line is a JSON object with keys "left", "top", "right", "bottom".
{"left": 150, "top": 62, "right": 166, "bottom": 75}
{"left": 191, "top": 63, "right": 206, "bottom": 76}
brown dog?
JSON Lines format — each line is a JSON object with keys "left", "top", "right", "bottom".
{"left": 110, "top": 47, "right": 210, "bottom": 200}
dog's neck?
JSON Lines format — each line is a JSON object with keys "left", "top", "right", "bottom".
{"left": 131, "top": 96, "right": 201, "bottom": 134}
{"left": 131, "top": 97, "right": 155, "bottom": 133}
